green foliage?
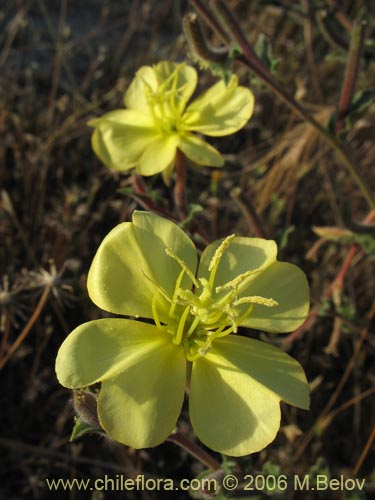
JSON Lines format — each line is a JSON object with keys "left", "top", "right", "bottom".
{"left": 254, "top": 33, "right": 280, "bottom": 75}
{"left": 70, "top": 417, "right": 100, "bottom": 442}
{"left": 327, "top": 88, "right": 375, "bottom": 136}
{"left": 313, "top": 226, "right": 375, "bottom": 258}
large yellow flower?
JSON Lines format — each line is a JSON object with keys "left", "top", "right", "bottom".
{"left": 89, "top": 61, "right": 254, "bottom": 177}
{"left": 56, "top": 211, "right": 310, "bottom": 457}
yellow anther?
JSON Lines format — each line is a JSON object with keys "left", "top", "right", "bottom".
{"left": 208, "top": 234, "right": 236, "bottom": 288}
{"left": 208, "top": 234, "right": 236, "bottom": 272}
{"left": 234, "top": 296, "right": 279, "bottom": 307}
{"left": 215, "top": 267, "right": 262, "bottom": 293}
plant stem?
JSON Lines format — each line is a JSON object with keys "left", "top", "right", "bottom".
{"left": 167, "top": 432, "right": 222, "bottom": 471}
{"left": 335, "top": 14, "right": 366, "bottom": 133}
{"left": 174, "top": 150, "right": 188, "bottom": 220}
{"left": 132, "top": 175, "right": 179, "bottom": 220}
{"left": 189, "top": 0, "right": 375, "bottom": 211}
{"left": 188, "top": 0, "right": 231, "bottom": 45}
{"left": 230, "top": 187, "right": 267, "bottom": 238}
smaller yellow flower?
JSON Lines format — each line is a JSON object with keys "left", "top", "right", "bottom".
{"left": 88, "top": 61, "right": 254, "bottom": 178}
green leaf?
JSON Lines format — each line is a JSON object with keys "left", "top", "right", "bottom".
{"left": 278, "top": 225, "right": 295, "bottom": 251}
{"left": 254, "top": 33, "right": 280, "bottom": 74}
{"left": 350, "top": 88, "right": 375, "bottom": 116}
{"left": 70, "top": 417, "right": 100, "bottom": 442}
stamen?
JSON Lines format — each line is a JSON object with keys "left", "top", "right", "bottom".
{"left": 165, "top": 248, "right": 199, "bottom": 288}
{"left": 169, "top": 66, "right": 179, "bottom": 114}
{"left": 177, "top": 288, "right": 201, "bottom": 307}
{"left": 213, "top": 304, "right": 255, "bottom": 338}
{"left": 140, "top": 269, "right": 172, "bottom": 304}
{"left": 169, "top": 269, "right": 185, "bottom": 318}
{"left": 198, "top": 309, "right": 224, "bottom": 325}
{"left": 208, "top": 234, "right": 235, "bottom": 288}
{"left": 173, "top": 305, "right": 190, "bottom": 345}
{"left": 234, "top": 296, "right": 279, "bottom": 307}
{"left": 152, "top": 290, "right": 163, "bottom": 329}
{"left": 215, "top": 267, "right": 262, "bottom": 293}
{"left": 186, "top": 316, "right": 201, "bottom": 338}
{"left": 184, "top": 338, "right": 212, "bottom": 361}
{"left": 236, "top": 303, "right": 254, "bottom": 325}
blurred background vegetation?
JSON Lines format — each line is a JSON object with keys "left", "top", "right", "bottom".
{"left": 0, "top": 0, "right": 374, "bottom": 498}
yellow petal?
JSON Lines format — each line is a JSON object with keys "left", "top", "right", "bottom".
{"left": 87, "top": 211, "right": 198, "bottom": 320}
{"left": 184, "top": 75, "right": 254, "bottom": 136}
{"left": 55, "top": 318, "right": 169, "bottom": 388}
{"left": 189, "top": 335, "right": 309, "bottom": 456}
{"left": 178, "top": 134, "right": 224, "bottom": 167}
{"left": 98, "top": 340, "right": 186, "bottom": 448}
{"left": 90, "top": 110, "right": 158, "bottom": 171}
{"left": 198, "top": 236, "right": 277, "bottom": 291}
{"left": 240, "top": 261, "right": 310, "bottom": 333}
{"left": 137, "top": 134, "right": 179, "bottom": 175}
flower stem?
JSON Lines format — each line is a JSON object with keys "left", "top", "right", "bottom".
{"left": 167, "top": 432, "right": 222, "bottom": 471}
{"left": 132, "top": 175, "right": 179, "bottom": 221}
{"left": 174, "top": 149, "right": 188, "bottom": 220}
{"left": 189, "top": 0, "right": 375, "bottom": 211}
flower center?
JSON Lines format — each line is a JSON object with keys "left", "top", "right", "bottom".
{"left": 142, "top": 64, "right": 188, "bottom": 135}
{"left": 152, "top": 236, "right": 278, "bottom": 362}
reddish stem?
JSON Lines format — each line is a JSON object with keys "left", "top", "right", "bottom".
{"left": 174, "top": 150, "right": 188, "bottom": 220}
{"left": 335, "top": 16, "right": 366, "bottom": 133}
{"left": 167, "top": 432, "right": 221, "bottom": 471}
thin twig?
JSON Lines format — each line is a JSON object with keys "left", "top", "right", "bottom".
{"left": 292, "top": 300, "right": 375, "bottom": 462}
{"left": 0, "top": 287, "right": 50, "bottom": 370}
{"left": 353, "top": 426, "right": 375, "bottom": 476}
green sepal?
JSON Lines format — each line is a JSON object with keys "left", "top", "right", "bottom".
{"left": 70, "top": 416, "right": 101, "bottom": 442}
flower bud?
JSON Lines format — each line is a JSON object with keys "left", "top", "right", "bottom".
{"left": 72, "top": 390, "right": 100, "bottom": 429}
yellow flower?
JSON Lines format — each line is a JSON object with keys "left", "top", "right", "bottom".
{"left": 89, "top": 61, "right": 254, "bottom": 178}
{"left": 56, "top": 211, "right": 310, "bottom": 456}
